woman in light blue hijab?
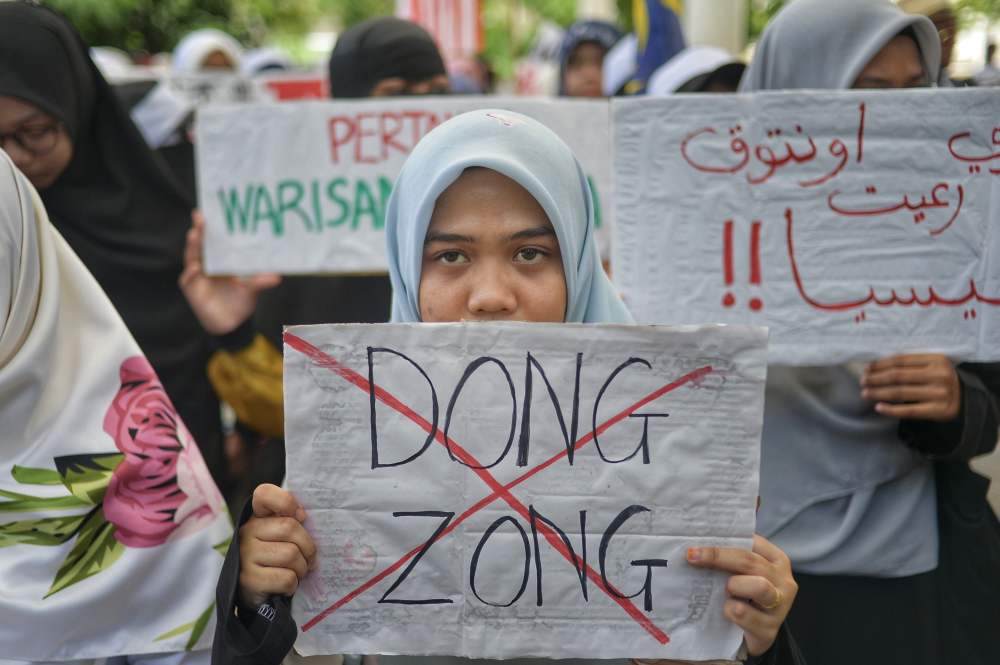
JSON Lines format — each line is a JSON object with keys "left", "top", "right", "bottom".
{"left": 385, "top": 108, "right": 631, "bottom": 325}
{"left": 220, "top": 110, "right": 805, "bottom": 665}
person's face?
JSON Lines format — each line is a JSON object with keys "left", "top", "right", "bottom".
{"left": 0, "top": 95, "right": 73, "bottom": 190}
{"left": 200, "top": 49, "right": 236, "bottom": 71}
{"left": 370, "top": 74, "right": 450, "bottom": 96}
{"left": 852, "top": 35, "right": 927, "bottom": 89}
{"left": 563, "top": 42, "right": 605, "bottom": 97}
{"left": 419, "top": 168, "right": 568, "bottom": 323}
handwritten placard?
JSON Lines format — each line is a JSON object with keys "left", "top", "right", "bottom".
{"left": 612, "top": 89, "right": 1000, "bottom": 364}
{"left": 196, "top": 97, "right": 612, "bottom": 275}
{"left": 283, "top": 322, "right": 766, "bottom": 660}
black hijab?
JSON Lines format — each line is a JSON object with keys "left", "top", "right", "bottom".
{"left": 0, "top": 2, "right": 226, "bottom": 485}
{"left": 253, "top": 18, "right": 448, "bottom": 345}
{"left": 328, "top": 17, "right": 446, "bottom": 98}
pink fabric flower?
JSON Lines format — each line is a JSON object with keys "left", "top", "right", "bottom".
{"left": 102, "top": 356, "right": 224, "bottom": 547}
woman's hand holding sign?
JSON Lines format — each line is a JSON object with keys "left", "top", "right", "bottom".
{"left": 239, "top": 483, "right": 316, "bottom": 609}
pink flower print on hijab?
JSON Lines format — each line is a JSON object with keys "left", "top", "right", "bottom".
{"left": 102, "top": 356, "right": 224, "bottom": 547}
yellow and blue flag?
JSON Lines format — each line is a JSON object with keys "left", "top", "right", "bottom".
{"left": 628, "top": 0, "right": 686, "bottom": 94}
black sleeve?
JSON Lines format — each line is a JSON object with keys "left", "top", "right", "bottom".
{"left": 898, "top": 362, "right": 1000, "bottom": 461}
{"left": 746, "top": 623, "right": 808, "bottom": 665}
{"left": 212, "top": 499, "right": 298, "bottom": 665}
{"left": 216, "top": 317, "right": 258, "bottom": 353}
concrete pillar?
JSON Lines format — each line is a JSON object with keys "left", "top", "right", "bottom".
{"left": 682, "top": 0, "right": 749, "bottom": 54}
{"left": 576, "top": 0, "right": 618, "bottom": 22}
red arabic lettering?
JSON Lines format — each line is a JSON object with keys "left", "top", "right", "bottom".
{"left": 947, "top": 127, "right": 1000, "bottom": 175}
{"left": 785, "top": 207, "right": 1000, "bottom": 312}
{"left": 680, "top": 103, "right": 867, "bottom": 186}
{"left": 826, "top": 182, "right": 965, "bottom": 236}
{"left": 680, "top": 127, "right": 750, "bottom": 174}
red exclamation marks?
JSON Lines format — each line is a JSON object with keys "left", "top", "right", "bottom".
{"left": 749, "top": 221, "right": 763, "bottom": 311}
{"left": 722, "top": 219, "right": 764, "bottom": 311}
{"left": 722, "top": 220, "right": 736, "bottom": 308}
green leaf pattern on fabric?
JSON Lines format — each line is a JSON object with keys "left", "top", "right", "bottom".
{"left": 185, "top": 602, "right": 215, "bottom": 651}
{"left": 54, "top": 453, "right": 125, "bottom": 505}
{"left": 0, "top": 513, "right": 89, "bottom": 547}
{"left": 213, "top": 536, "right": 232, "bottom": 557}
{"left": 45, "top": 507, "right": 124, "bottom": 598}
{"left": 11, "top": 465, "right": 64, "bottom": 485}
{"left": 0, "top": 489, "right": 90, "bottom": 512}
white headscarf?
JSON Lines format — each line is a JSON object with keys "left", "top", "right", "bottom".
{"left": 171, "top": 28, "right": 243, "bottom": 74}
{"left": 0, "top": 150, "right": 231, "bottom": 660}
{"left": 647, "top": 45, "right": 740, "bottom": 95}
{"left": 384, "top": 109, "right": 633, "bottom": 325}
{"left": 740, "top": 0, "right": 940, "bottom": 92}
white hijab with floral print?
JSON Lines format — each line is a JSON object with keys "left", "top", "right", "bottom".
{"left": 0, "top": 149, "right": 231, "bottom": 661}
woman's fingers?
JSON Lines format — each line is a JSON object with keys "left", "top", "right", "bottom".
{"left": 252, "top": 483, "right": 306, "bottom": 521}
{"left": 245, "top": 515, "right": 317, "bottom": 566}
{"left": 727, "top": 574, "right": 782, "bottom": 610}
{"left": 861, "top": 353, "right": 960, "bottom": 421}
{"left": 723, "top": 598, "right": 781, "bottom": 655}
{"left": 688, "top": 534, "right": 797, "bottom": 657}
{"left": 686, "top": 544, "right": 773, "bottom": 578}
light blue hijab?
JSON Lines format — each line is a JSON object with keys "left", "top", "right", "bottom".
{"left": 385, "top": 109, "right": 632, "bottom": 325}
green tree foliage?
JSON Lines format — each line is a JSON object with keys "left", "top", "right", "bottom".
{"left": 958, "top": 0, "right": 1000, "bottom": 20}
{"left": 44, "top": 0, "right": 324, "bottom": 53}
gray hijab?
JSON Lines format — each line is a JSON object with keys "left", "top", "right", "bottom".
{"left": 740, "top": 0, "right": 940, "bottom": 92}
{"left": 743, "top": 0, "right": 943, "bottom": 577}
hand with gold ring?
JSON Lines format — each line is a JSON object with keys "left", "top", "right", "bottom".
{"left": 684, "top": 534, "right": 798, "bottom": 657}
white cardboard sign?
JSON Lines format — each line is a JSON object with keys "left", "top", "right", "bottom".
{"left": 283, "top": 322, "right": 766, "bottom": 661}
{"left": 196, "top": 97, "right": 612, "bottom": 275}
{"left": 612, "top": 88, "right": 1000, "bottom": 365}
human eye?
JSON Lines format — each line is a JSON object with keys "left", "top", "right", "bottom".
{"left": 514, "top": 247, "right": 548, "bottom": 264}
{"left": 435, "top": 250, "right": 469, "bottom": 265}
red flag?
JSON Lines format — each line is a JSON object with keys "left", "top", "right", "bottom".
{"left": 396, "top": 0, "right": 483, "bottom": 60}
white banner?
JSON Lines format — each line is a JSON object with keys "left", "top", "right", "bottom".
{"left": 283, "top": 322, "right": 766, "bottom": 661}
{"left": 612, "top": 88, "right": 1000, "bottom": 364}
{"left": 196, "top": 97, "right": 612, "bottom": 274}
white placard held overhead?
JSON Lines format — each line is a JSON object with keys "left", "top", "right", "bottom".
{"left": 196, "top": 97, "right": 612, "bottom": 275}
{"left": 612, "top": 89, "right": 1000, "bottom": 364}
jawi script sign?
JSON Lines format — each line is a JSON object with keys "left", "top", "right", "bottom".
{"left": 613, "top": 89, "right": 1000, "bottom": 364}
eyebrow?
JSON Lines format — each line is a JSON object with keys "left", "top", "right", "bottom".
{"left": 423, "top": 226, "right": 556, "bottom": 245}
{"left": 424, "top": 231, "right": 474, "bottom": 245}
{"left": 3, "top": 111, "right": 47, "bottom": 129}
{"left": 508, "top": 226, "right": 556, "bottom": 241}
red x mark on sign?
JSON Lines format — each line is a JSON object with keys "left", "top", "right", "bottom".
{"left": 285, "top": 331, "right": 714, "bottom": 644}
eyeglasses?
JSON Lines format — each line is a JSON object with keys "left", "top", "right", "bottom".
{"left": 0, "top": 121, "right": 63, "bottom": 156}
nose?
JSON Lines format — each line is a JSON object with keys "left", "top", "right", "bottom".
{"left": 466, "top": 263, "right": 517, "bottom": 318}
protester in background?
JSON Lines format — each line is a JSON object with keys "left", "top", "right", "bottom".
{"left": 241, "top": 47, "right": 293, "bottom": 77}
{"left": 646, "top": 46, "right": 745, "bottom": 94}
{"left": 182, "top": 17, "right": 453, "bottom": 511}
{"left": 557, "top": 20, "right": 622, "bottom": 97}
{"left": 172, "top": 27, "right": 243, "bottom": 73}
{"left": 741, "top": 1, "right": 1000, "bottom": 664}
{"left": 329, "top": 17, "right": 449, "bottom": 97}
{"left": 0, "top": 142, "right": 231, "bottom": 664}
{"left": 974, "top": 42, "right": 1000, "bottom": 86}
{"left": 602, "top": 32, "right": 638, "bottom": 96}
{"left": 0, "top": 2, "right": 245, "bottom": 500}
{"left": 899, "top": 0, "right": 958, "bottom": 85}
{"left": 211, "top": 109, "right": 805, "bottom": 665}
